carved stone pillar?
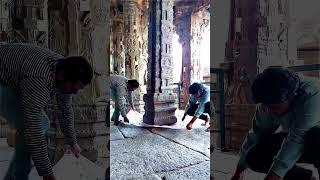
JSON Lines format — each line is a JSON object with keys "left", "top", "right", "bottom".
{"left": 0, "top": 0, "right": 9, "bottom": 42}
{"left": 111, "top": 1, "right": 125, "bottom": 76}
{"left": 47, "top": 0, "right": 109, "bottom": 166}
{"left": 257, "top": 0, "right": 293, "bottom": 72}
{"left": 177, "top": 12, "right": 192, "bottom": 109}
{"left": 7, "top": 0, "right": 48, "bottom": 47}
{"left": 143, "top": 0, "right": 177, "bottom": 125}
{"left": 191, "top": 13, "right": 202, "bottom": 83}
{"left": 124, "top": 0, "right": 139, "bottom": 79}
{"left": 134, "top": 4, "right": 149, "bottom": 113}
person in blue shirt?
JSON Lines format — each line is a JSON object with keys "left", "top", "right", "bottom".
{"left": 182, "top": 82, "right": 210, "bottom": 130}
{"left": 231, "top": 66, "right": 320, "bottom": 180}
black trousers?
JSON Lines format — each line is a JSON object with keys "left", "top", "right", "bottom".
{"left": 246, "top": 126, "right": 320, "bottom": 180}
{"left": 186, "top": 102, "right": 210, "bottom": 121}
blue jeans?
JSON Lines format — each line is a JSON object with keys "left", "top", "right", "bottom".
{"left": 0, "top": 82, "right": 50, "bottom": 180}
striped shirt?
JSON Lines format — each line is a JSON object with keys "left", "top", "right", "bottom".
{"left": 0, "top": 43, "right": 77, "bottom": 176}
{"left": 110, "top": 75, "right": 134, "bottom": 117}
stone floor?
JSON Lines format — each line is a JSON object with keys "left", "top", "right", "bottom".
{"left": 110, "top": 123, "right": 210, "bottom": 180}
{"left": 213, "top": 149, "right": 319, "bottom": 180}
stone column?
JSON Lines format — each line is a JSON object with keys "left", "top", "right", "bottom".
{"left": 191, "top": 13, "right": 203, "bottom": 83}
{"left": 257, "top": 0, "right": 293, "bottom": 72}
{"left": 134, "top": 4, "right": 149, "bottom": 113}
{"left": 124, "top": 0, "right": 139, "bottom": 79}
{"left": 177, "top": 11, "right": 192, "bottom": 109}
{"left": 143, "top": 0, "right": 177, "bottom": 125}
{"left": 0, "top": 0, "right": 9, "bottom": 42}
{"left": 7, "top": 0, "right": 48, "bottom": 47}
{"left": 47, "top": 0, "right": 109, "bottom": 166}
{"left": 111, "top": 2, "right": 125, "bottom": 76}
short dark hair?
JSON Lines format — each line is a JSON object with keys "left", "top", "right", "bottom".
{"left": 189, "top": 82, "right": 203, "bottom": 94}
{"left": 251, "top": 66, "right": 300, "bottom": 104}
{"left": 56, "top": 56, "right": 93, "bottom": 85}
{"left": 128, "top": 79, "right": 139, "bottom": 88}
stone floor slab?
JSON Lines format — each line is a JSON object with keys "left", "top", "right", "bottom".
{"left": 118, "top": 125, "right": 151, "bottom": 138}
{"left": 213, "top": 150, "right": 319, "bottom": 179}
{"left": 110, "top": 125, "right": 125, "bottom": 141}
{"left": 0, "top": 138, "right": 13, "bottom": 162}
{"left": 157, "top": 161, "right": 210, "bottom": 180}
{"left": 151, "top": 128, "right": 210, "bottom": 157}
{"left": 110, "top": 133, "right": 209, "bottom": 179}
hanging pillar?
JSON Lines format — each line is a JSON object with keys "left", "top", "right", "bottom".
{"left": 143, "top": 0, "right": 177, "bottom": 125}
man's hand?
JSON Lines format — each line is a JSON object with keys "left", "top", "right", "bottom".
{"left": 124, "top": 117, "right": 130, "bottom": 123}
{"left": 231, "top": 168, "right": 246, "bottom": 180}
{"left": 265, "top": 172, "right": 280, "bottom": 180}
{"left": 43, "top": 174, "right": 56, "bottom": 180}
{"left": 67, "top": 143, "right": 81, "bottom": 158}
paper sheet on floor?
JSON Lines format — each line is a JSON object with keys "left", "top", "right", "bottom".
{"left": 112, "top": 109, "right": 207, "bottom": 129}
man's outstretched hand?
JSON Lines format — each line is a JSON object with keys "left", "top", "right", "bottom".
{"left": 67, "top": 143, "right": 81, "bottom": 158}
{"left": 265, "top": 172, "right": 280, "bottom": 180}
{"left": 124, "top": 117, "right": 130, "bottom": 123}
{"left": 43, "top": 174, "right": 56, "bottom": 180}
{"left": 231, "top": 168, "right": 245, "bottom": 180}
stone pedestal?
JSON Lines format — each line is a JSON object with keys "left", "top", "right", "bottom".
{"left": 143, "top": 93, "right": 177, "bottom": 125}
{"left": 215, "top": 104, "right": 256, "bottom": 150}
{"left": 48, "top": 103, "right": 108, "bottom": 164}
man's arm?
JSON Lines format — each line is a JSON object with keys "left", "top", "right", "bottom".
{"left": 194, "top": 92, "right": 210, "bottom": 118}
{"left": 56, "top": 91, "right": 77, "bottom": 145}
{"left": 234, "top": 105, "right": 280, "bottom": 176}
{"left": 268, "top": 93, "right": 320, "bottom": 178}
{"left": 20, "top": 78, "right": 53, "bottom": 176}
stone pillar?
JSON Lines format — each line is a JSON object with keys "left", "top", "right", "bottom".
{"left": 67, "top": 0, "right": 80, "bottom": 55}
{"left": 47, "top": 0, "right": 109, "bottom": 166}
{"left": 177, "top": 12, "right": 192, "bottom": 109}
{"left": 134, "top": 4, "right": 149, "bottom": 113}
{"left": 0, "top": 0, "right": 9, "bottom": 42}
{"left": 111, "top": 1, "right": 125, "bottom": 76}
{"left": 7, "top": 0, "right": 48, "bottom": 47}
{"left": 257, "top": 0, "right": 293, "bottom": 72}
{"left": 143, "top": 0, "right": 177, "bottom": 125}
{"left": 124, "top": 0, "right": 139, "bottom": 79}
{"left": 191, "top": 13, "right": 203, "bottom": 83}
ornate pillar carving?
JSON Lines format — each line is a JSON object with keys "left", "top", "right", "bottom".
{"left": 143, "top": 0, "right": 177, "bottom": 125}
{"left": 176, "top": 11, "right": 192, "bottom": 109}
{"left": 48, "top": 0, "right": 109, "bottom": 167}
{"left": 257, "top": 0, "right": 293, "bottom": 72}
{"left": 0, "top": 0, "right": 9, "bottom": 42}
{"left": 7, "top": 0, "right": 48, "bottom": 47}
{"left": 111, "top": 1, "right": 125, "bottom": 76}
{"left": 124, "top": 0, "right": 139, "bottom": 79}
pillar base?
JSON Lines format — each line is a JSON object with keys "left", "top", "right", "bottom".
{"left": 48, "top": 102, "right": 108, "bottom": 165}
{"left": 143, "top": 92, "right": 177, "bottom": 125}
